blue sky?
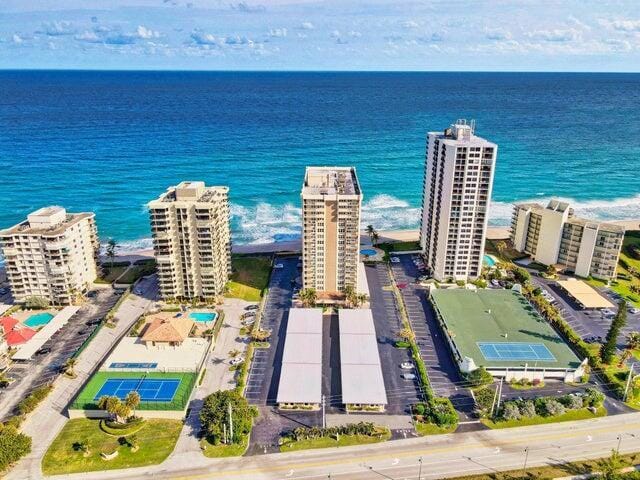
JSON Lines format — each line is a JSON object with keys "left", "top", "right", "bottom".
{"left": 2, "top": 0, "right": 640, "bottom": 70}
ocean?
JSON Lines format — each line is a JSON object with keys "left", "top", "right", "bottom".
{"left": 1, "top": 71, "right": 639, "bottom": 251}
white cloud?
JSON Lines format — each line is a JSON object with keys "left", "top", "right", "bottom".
{"left": 529, "top": 28, "right": 580, "bottom": 42}
{"left": 348, "top": 30, "right": 361, "bottom": 38}
{"left": 300, "top": 22, "right": 315, "bottom": 30}
{"left": 74, "top": 31, "right": 101, "bottom": 43}
{"left": 608, "top": 19, "right": 640, "bottom": 32}
{"left": 330, "top": 30, "right": 340, "bottom": 38}
{"left": 12, "top": 34, "right": 23, "bottom": 44}
{"left": 190, "top": 30, "right": 219, "bottom": 45}
{"left": 39, "top": 21, "right": 76, "bottom": 36}
{"left": 485, "top": 28, "right": 512, "bottom": 41}
{"left": 401, "top": 20, "right": 419, "bottom": 29}
{"left": 269, "top": 28, "right": 287, "bottom": 38}
{"left": 136, "top": 25, "right": 160, "bottom": 39}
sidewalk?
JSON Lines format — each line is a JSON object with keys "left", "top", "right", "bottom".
{"left": 7, "top": 276, "right": 158, "bottom": 480}
{"left": 169, "top": 298, "right": 255, "bottom": 457}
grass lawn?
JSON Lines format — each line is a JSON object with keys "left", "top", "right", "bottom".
{"left": 96, "top": 265, "right": 129, "bottom": 284}
{"left": 200, "top": 434, "right": 249, "bottom": 458}
{"left": 481, "top": 406, "right": 606, "bottom": 429}
{"left": 279, "top": 429, "right": 391, "bottom": 452}
{"left": 484, "top": 239, "right": 527, "bottom": 262}
{"left": 226, "top": 256, "right": 272, "bottom": 302}
{"left": 415, "top": 422, "right": 457, "bottom": 436}
{"left": 117, "top": 263, "right": 157, "bottom": 284}
{"left": 42, "top": 418, "right": 182, "bottom": 475}
{"left": 588, "top": 274, "right": 640, "bottom": 308}
{"left": 448, "top": 451, "right": 640, "bottom": 480}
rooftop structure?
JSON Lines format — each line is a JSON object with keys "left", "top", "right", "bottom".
{"left": 141, "top": 314, "right": 194, "bottom": 346}
{"left": 277, "top": 308, "right": 323, "bottom": 408}
{"left": 148, "top": 181, "right": 231, "bottom": 300}
{"left": 301, "top": 167, "right": 362, "bottom": 295}
{"left": 511, "top": 200, "right": 624, "bottom": 280}
{"left": 556, "top": 279, "right": 615, "bottom": 309}
{"left": 0, "top": 316, "right": 36, "bottom": 347}
{"left": 0, "top": 207, "right": 99, "bottom": 305}
{"left": 419, "top": 120, "right": 497, "bottom": 282}
{"left": 338, "top": 309, "right": 387, "bottom": 410}
{"left": 430, "top": 289, "right": 585, "bottom": 382}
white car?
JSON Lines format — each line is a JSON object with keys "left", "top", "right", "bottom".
{"left": 391, "top": 257, "right": 400, "bottom": 263}
{"left": 401, "top": 373, "right": 416, "bottom": 380}
{"left": 628, "top": 307, "right": 640, "bottom": 315}
{"left": 400, "top": 362, "right": 413, "bottom": 370}
{"left": 601, "top": 309, "right": 615, "bottom": 317}
{"left": 230, "top": 357, "right": 245, "bottom": 366}
{"left": 274, "top": 263, "right": 284, "bottom": 269}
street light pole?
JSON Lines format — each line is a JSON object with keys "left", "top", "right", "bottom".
{"left": 522, "top": 447, "right": 529, "bottom": 476}
{"left": 418, "top": 456, "right": 423, "bottom": 480}
{"left": 617, "top": 434, "right": 622, "bottom": 454}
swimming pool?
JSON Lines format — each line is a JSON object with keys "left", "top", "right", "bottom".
{"left": 483, "top": 254, "right": 497, "bottom": 267}
{"left": 189, "top": 312, "right": 218, "bottom": 323}
{"left": 24, "top": 312, "right": 55, "bottom": 328}
{"left": 360, "top": 248, "right": 377, "bottom": 256}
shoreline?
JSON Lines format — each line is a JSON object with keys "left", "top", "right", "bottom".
{"left": 109, "top": 219, "right": 640, "bottom": 260}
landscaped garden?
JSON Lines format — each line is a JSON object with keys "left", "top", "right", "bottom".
{"left": 225, "top": 255, "right": 272, "bottom": 302}
{"left": 41, "top": 418, "right": 182, "bottom": 475}
{"left": 96, "top": 262, "right": 130, "bottom": 284}
{"left": 279, "top": 423, "right": 391, "bottom": 452}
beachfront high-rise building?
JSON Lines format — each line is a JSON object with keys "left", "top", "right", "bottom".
{"left": 301, "top": 167, "right": 362, "bottom": 294}
{"left": 511, "top": 200, "right": 624, "bottom": 280}
{"left": 419, "top": 120, "right": 497, "bottom": 282}
{"left": 0, "top": 206, "right": 99, "bottom": 305}
{"left": 148, "top": 181, "right": 231, "bottom": 300}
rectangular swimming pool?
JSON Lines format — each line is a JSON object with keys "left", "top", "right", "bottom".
{"left": 189, "top": 312, "right": 218, "bottom": 323}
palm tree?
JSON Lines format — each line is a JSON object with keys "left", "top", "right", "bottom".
{"left": 63, "top": 357, "right": 77, "bottom": 378}
{"left": 128, "top": 434, "right": 140, "bottom": 452}
{"left": 299, "top": 288, "right": 317, "bottom": 308}
{"left": 371, "top": 232, "right": 380, "bottom": 246}
{"left": 397, "top": 327, "right": 416, "bottom": 343}
{"left": 106, "top": 238, "right": 118, "bottom": 269}
{"left": 356, "top": 294, "right": 368, "bottom": 307}
{"left": 228, "top": 349, "right": 241, "bottom": 359}
{"left": 495, "top": 241, "right": 507, "bottom": 258}
{"left": 251, "top": 329, "right": 271, "bottom": 342}
{"left": 343, "top": 285, "right": 356, "bottom": 307}
{"left": 365, "top": 225, "right": 376, "bottom": 244}
{"left": 627, "top": 331, "right": 640, "bottom": 351}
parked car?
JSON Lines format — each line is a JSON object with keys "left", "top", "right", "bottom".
{"left": 274, "top": 263, "right": 284, "bottom": 269}
{"left": 601, "top": 309, "right": 615, "bottom": 317}
{"left": 245, "top": 305, "right": 259, "bottom": 311}
{"left": 401, "top": 373, "right": 416, "bottom": 380}
{"left": 229, "top": 357, "right": 245, "bottom": 366}
{"left": 629, "top": 307, "right": 640, "bottom": 315}
{"left": 36, "top": 348, "right": 51, "bottom": 356}
{"left": 390, "top": 257, "right": 400, "bottom": 263}
{"left": 134, "top": 288, "right": 143, "bottom": 295}
{"left": 400, "top": 362, "right": 413, "bottom": 370}
{"left": 86, "top": 290, "right": 97, "bottom": 298}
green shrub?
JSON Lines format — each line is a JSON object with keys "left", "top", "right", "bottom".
{"left": 394, "top": 340, "right": 411, "bottom": 349}
{"left": 0, "top": 426, "right": 31, "bottom": 472}
{"left": 17, "top": 384, "right": 53, "bottom": 415}
{"left": 23, "top": 296, "right": 50, "bottom": 309}
{"left": 472, "top": 386, "right": 495, "bottom": 417}
{"left": 465, "top": 367, "right": 494, "bottom": 387}
{"left": 502, "top": 402, "right": 521, "bottom": 420}
{"left": 583, "top": 388, "right": 606, "bottom": 408}
{"left": 426, "top": 397, "right": 457, "bottom": 426}
{"left": 413, "top": 403, "right": 426, "bottom": 416}
{"left": 540, "top": 398, "right": 566, "bottom": 417}
{"left": 520, "top": 400, "right": 536, "bottom": 418}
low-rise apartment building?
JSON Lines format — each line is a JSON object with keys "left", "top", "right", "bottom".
{"left": 148, "top": 181, "right": 231, "bottom": 300}
{"left": 0, "top": 206, "right": 99, "bottom": 305}
{"left": 301, "top": 167, "right": 362, "bottom": 295}
{"left": 511, "top": 200, "right": 624, "bottom": 280}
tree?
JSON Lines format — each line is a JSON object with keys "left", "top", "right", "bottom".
{"left": 512, "top": 267, "right": 530, "bottom": 285}
{"left": 127, "top": 434, "right": 140, "bottom": 452}
{"left": 62, "top": 358, "right": 77, "bottom": 378}
{"left": 365, "top": 225, "right": 377, "bottom": 244}
{"left": 228, "top": 349, "right": 241, "bottom": 359}
{"left": 495, "top": 241, "right": 507, "bottom": 258}
{"left": 465, "top": 367, "right": 494, "bottom": 387}
{"left": 372, "top": 232, "right": 380, "bottom": 246}
{"left": 125, "top": 391, "right": 140, "bottom": 417}
{"left": 250, "top": 329, "right": 271, "bottom": 342}
{"left": 601, "top": 300, "right": 628, "bottom": 365}
{"left": 343, "top": 285, "right": 356, "bottom": 307}
{"left": 596, "top": 450, "right": 628, "bottom": 480}
{"left": 106, "top": 238, "right": 118, "bottom": 268}
{"left": 0, "top": 425, "right": 31, "bottom": 471}
{"left": 396, "top": 327, "right": 416, "bottom": 343}
{"left": 546, "top": 264, "right": 557, "bottom": 277}
{"left": 73, "top": 439, "right": 90, "bottom": 456}
{"left": 627, "top": 331, "right": 640, "bottom": 351}
{"left": 200, "top": 390, "right": 257, "bottom": 445}
{"left": 24, "top": 296, "right": 50, "bottom": 309}
{"left": 0, "top": 372, "right": 10, "bottom": 389}
{"left": 97, "top": 395, "right": 132, "bottom": 424}
{"left": 298, "top": 288, "right": 317, "bottom": 308}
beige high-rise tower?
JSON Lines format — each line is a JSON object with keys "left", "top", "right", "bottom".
{"left": 419, "top": 120, "right": 497, "bottom": 282}
{"left": 148, "top": 181, "right": 231, "bottom": 300}
{"left": 301, "top": 167, "right": 362, "bottom": 294}
{"left": 0, "top": 206, "right": 99, "bottom": 305}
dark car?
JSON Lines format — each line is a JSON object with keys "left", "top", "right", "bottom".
{"left": 36, "top": 348, "right": 51, "bottom": 355}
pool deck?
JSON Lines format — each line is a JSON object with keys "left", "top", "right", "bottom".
{"left": 11, "top": 309, "right": 58, "bottom": 326}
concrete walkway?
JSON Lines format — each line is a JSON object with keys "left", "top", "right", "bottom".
{"left": 170, "top": 298, "right": 256, "bottom": 457}
{"left": 7, "top": 276, "right": 158, "bottom": 480}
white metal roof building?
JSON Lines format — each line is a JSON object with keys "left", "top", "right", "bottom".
{"left": 13, "top": 306, "right": 80, "bottom": 361}
{"left": 338, "top": 309, "right": 387, "bottom": 409}
{"left": 276, "top": 308, "right": 323, "bottom": 407}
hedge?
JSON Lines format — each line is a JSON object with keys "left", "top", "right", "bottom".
{"left": 0, "top": 426, "right": 31, "bottom": 473}
{"left": 17, "top": 384, "right": 53, "bottom": 415}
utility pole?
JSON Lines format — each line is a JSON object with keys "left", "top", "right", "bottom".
{"left": 223, "top": 423, "right": 227, "bottom": 444}
{"left": 496, "top": 378, "right": 504, "bottom": 412}
{"left": 522, "top": 447, "right": 529, "bottom": 476}
{"left": 322, "top": 394, "right": 326, "bottom": 429}
{"left": 490, "top": 382, "right": 499, "bottom": 418}
{"left": 228, "top": 402, "right": 234, "bottom": 443}
{"left": 617, "top": 434, "right": 622, "bottom": 454}
{"left": 418, "top": 456, "right": 423, "bottom": 480}
{"left": 623, "top": 363, "right": 635, "bottom": 402}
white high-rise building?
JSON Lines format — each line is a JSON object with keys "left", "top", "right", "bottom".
{"left": 301, "top": 167, "right": 362, "bottom": 294}
{"left": 148, "top": 181, "right": 231, "bottom": 300}
{"left": 419, "top": 120, "right": 497, "bottom": 281}
{"left": 0, "top": 206, "right": 99, "bottom": 305}
{"left": 511, "top": 200, "right": 624, "bottom": 280}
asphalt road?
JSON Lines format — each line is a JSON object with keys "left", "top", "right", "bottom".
{"left": 47, "top": 411, "right": 640, "bottom": 480}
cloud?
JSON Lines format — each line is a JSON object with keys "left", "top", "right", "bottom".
{"left": 485, "top": 28, "right": 511, "bottom": 41}
{"left": 269, "top": 28, "right": 287, "bottom": 38}
{"left": 429, "top": 32, "right": 445, "bottom": 42}
{"left": 348, "top": 30, "right": 361, "bottom": 38}
{"left": 300, "top": 22, "right": 315, "bottom": 30}
{"left": 529, "top": 28, "right": 580, "bottom": 42}
{"left": 224, "top": 35, "right": 253, "bottom": 45}
{"left": 230, "top": 2, "right": 266, "bottom": 13}
{"left": 38, "top": 21, "right": 76, "bottom": 36}
{"left": 190, "top": 30, "right": 219, "bottom": 45}
{"left": 74, "top": 25, "right": 161, "bottom": 45}
{"left": 74, "top": 31, "right": 102, "bottom": 43}
{"left": 12, "top": 34, "right": 23, "bottom": 44}
{"left": 401, "top": 20, "right": 419, "bottom": 29}
{"left": 602, "top": 38, "right": 632, "bottom": 51}
{"left": 608, "top": 19, "right": 640, "bottom": 32}
{"left": 330, "top": 30, "right": 340, "bottom": 39}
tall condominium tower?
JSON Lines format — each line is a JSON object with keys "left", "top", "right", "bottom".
{"left": 148, "top": 181, "right": 231, "bottom": 300}
{"left": 511, "top": 200, "right": 624, "bottom": 281}
{"left": 419, "top": 120, "right": 497, "bottom": 281}
{"left": 0, "top": 206, "right": 99, "bottom": 305}
{"left": 301, "top": 167, "right": 362, "bottom": 294}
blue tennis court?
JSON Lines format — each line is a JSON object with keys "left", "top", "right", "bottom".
{"left": 94, "top": 378, "right": 180, "bottom": 402}
{"left": 477, "top": 342, "right": 556, "bottom": 362}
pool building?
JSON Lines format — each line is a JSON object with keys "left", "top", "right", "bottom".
{"left": 430, "top": 289, "right": 586, "bottom": 382}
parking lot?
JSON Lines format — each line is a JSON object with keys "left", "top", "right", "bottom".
{"left": 0, "top": 286, "right": 121, "bottom": 420}
{"left": 365, "top": 263, "right": 421, "bottom": 414}
{"left": 531, "top": 275, "right": 640, "bottom": 350}
{"left": 390, "top": 254, "right": 476, "bottom": 421}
